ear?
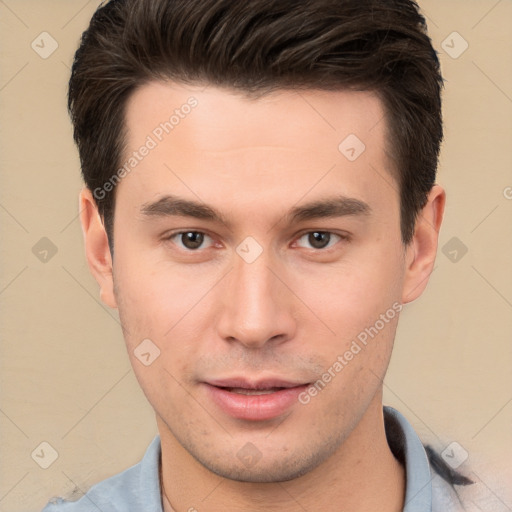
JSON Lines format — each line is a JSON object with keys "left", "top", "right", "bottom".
{"left": 79, "top": 187, "right": 117, "bottom": 309}
{"left": 401, "top": 184, "right": 446, "bottom": 304}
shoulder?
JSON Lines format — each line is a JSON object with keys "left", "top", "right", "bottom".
{"left": 41, "top": 436, "right": 162, "bottom": 512}
{"left": 41, "top": 463, "right": 145, "bottom": 512}
{"left": 430, "top": 460, "right": 512, "bottom": 512}
{"left": 431, "top": 473, "right": 467, "bottom": 511}
{"left": 431, "top": 471, "right": 512, "bottom": 512}
{"left": 419, "top": 434, "right": 509, "bottom": 511}
{"left": 384, "top": 406, "right": 476, "bottom": 511}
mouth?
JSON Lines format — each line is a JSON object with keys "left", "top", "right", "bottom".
{"left": 220, "top": 387, "right": 286, "bottom": 395}
{"left": 203, "top": 378, "right": 310, "bottom": 421}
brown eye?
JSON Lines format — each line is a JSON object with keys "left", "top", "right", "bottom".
{"left": 309, "top": 232, "right": 330, "bottom": 249}
{"left": 180, "top": 232, "right": 204, "bottom": 249}
{"left": 296, "top": 231, "right": 343, "bottom": 250}
{"left": 168, "top": 231, "right": 212, "bottom": 250}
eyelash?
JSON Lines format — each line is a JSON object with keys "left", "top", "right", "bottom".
{"left": 162, "top": 230, "right": 350, "bottom": 253}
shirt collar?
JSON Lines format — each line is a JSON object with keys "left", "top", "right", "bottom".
{"left": 138, "top": 435, "right": 164, "bottom": 511}
{"left": 384, "top": 406, "right": 433, "bottom": 512}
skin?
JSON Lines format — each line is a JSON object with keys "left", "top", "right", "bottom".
{"left": 80, "top": 81, "right": 445, "bottom": 512}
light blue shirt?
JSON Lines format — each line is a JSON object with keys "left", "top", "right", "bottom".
{"left": 42, "top": 407, "right": 464, "bottom": 511}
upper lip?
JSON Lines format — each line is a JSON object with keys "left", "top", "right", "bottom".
{"left": 205, "top": 377, "right": 309, "bottom": 390}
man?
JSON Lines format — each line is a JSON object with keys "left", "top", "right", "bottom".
{"left": 43, "top": 0, "right": 474, "bottom": 510}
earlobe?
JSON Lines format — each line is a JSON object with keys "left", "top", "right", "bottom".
{"left": 79, "top": 187, "right": 118, "bottom": 309}
{"left": 401, "top": 185, "right": 446, "bottom": 304}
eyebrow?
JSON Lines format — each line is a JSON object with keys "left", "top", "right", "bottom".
{"left": 139, "top": 194, "right": 371, "bottom": 225}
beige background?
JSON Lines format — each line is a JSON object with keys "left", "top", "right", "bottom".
{"left": 1, "top": 1, "right": 511, "bottom": 511}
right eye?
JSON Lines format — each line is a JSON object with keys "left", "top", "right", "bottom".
{"left": 164, "top": 231, "right": 215, "bottom": 251}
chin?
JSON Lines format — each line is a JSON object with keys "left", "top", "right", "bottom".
{"left": 195, "top": 448, "right": 330, "bottom": 484}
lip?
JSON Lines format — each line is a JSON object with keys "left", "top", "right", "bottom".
{"left": 207, "top": 377, "right": 306, "bottom": 389}
{"left": 203, "top": 377, "right": 310, "bottom": 421}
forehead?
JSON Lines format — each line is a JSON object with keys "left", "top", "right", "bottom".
{"left": 124, "top": 81, "right": 388, "bottom": 151}
{"left": 118, "top": 81, "right": 397, "bottom": 223}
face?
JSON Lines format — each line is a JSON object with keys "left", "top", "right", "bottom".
{"left": 102, "top": 82, "right": 411, "bottom": 482}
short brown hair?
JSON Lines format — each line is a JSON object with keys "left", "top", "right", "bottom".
{"left": 68, "top": 0, "right": 443, "bottom": 253}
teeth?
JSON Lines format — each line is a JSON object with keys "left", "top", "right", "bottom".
{"left": 227, "top": 387, "right": 282, "bottom": 395}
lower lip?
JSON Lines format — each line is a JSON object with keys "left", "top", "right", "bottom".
{"left": 204, "top": 383, "right": 309, "bottom": 421}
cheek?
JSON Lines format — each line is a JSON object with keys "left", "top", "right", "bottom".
{"left": 114, "top": 265, "right": 201, "bottom": 410}
{"left": 113, "top": 251, "right": 215, "bottom": 376}
{"left": 114, "top": 249, "right": 191, "bottom": 331}
{"left": 292, "top": 246, "right": 403, "bottom": 338}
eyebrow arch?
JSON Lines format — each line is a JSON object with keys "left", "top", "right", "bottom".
{"left": 287, "top": 195, "right": 371, "bottom": 223}
{"left": 139, "top": 194, "right": 371, "bottom": 225}
{"left": 140, "top": 195, "right": 227, "bottom": 224}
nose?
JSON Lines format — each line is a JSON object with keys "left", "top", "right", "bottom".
{"left": 215, "top": 247, "right": 297, "bottom": 349}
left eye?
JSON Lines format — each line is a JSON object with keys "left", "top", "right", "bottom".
{"left": 295, "top": 231, "right": 342, "bottom": 250}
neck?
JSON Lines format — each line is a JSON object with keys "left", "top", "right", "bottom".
{"left": 158, "top": 395, "right": 405, "bottom": 512}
